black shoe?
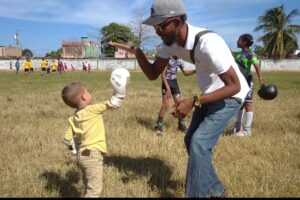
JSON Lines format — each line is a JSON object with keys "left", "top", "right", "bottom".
{"left": 155, "top": 122, "right": 163, "bottom": 135}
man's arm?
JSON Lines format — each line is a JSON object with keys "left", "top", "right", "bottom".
{"left": 201, "top": 66, "right": 241, "bottom": 104}
{"left": 109, "top": 42, "right": 169, "bottom": 80}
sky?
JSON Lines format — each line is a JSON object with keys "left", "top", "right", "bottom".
{"left": 0, "top": 0, "right": 299, "bottom": 57}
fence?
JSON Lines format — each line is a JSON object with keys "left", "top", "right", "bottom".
{"left": 0, "top": 58, "right": 300, "bottom": 71}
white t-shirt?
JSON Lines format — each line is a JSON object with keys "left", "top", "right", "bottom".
{"left": 158, "top": 23, "right": 250, "bottom": 102}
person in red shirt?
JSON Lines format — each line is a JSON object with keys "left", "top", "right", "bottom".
{"left": 88, "top": 63, "right": 91, "bottom": 73}
{"left": 57, "top": 58, "right": 64, "bottom": 74}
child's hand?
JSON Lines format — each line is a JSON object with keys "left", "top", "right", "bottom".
{"left": 68, "top": 145, "right": 77, "bottom": 156}
{"left": 107, "top": 95, "right": 124, "bottom": 108}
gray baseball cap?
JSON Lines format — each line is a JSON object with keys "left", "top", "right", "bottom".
{"left": 143, "top": 0, "right": 185, "bottom": 26}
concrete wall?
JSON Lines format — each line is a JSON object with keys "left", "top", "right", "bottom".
{"left": 1, "top": 58, "right": 300, "bottom": 71}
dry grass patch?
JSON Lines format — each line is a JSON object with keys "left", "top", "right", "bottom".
{"left": 0, "top": 71, "right": 299, "bottom": 197}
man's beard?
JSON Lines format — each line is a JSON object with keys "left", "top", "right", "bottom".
{"left": 162, "top": 31, "right": 176, "bottom": 46}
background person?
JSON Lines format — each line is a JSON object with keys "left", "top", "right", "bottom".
{"left": 40, "top": 58, "right": 47, "bottom": 75}
{"left": 155, "top": 55, "right": 196, "bottom": 135}
{"left": 232, "top": 33, "right": 265, "bottom": 137}
{"left": 71, "top": 64, "right": 75, "bottom": 72}
{"left": 46, "top": 59, "right": 51, "bottom": 74}
{"left": 15, "top": 58, "right": 20, "bottom": 74}
{"left": 9, "top": 61, "right": 13, "bottom": 70}
{"left": 57, "top": 58, "right": 64, "bottom": 74}
{"left": 109, "top": 0, "right": 249, "bottom": 197}
{"left": 82, "top": 61, "right": 87, "bottom": 72}
{"left": 51, "top": 59, "right": 57, "bottom": 73}
{"left": 88, "top": 62, "right": 91, "bottom": 73}
{"left": 64, "top": 63, "right": 68, "bottom": 71}
{"left": 23, "top": 58, "right": 32, "bottom": 74}
{"left": 29, "top": 60, "right": 34, "bottom": 73}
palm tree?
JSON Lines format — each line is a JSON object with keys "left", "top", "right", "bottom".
{"left": 254, "top": 4, "right": 300, "bottom": 59}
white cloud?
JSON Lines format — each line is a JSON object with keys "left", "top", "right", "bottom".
{"left": 0, "top": 0, "right": 150, "bottom": 26}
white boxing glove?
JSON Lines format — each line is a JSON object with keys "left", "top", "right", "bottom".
{"left": 110, "top": 68, "right": 130, "bottom": 98}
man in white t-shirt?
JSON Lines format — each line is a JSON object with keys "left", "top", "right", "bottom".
{"left": 109, "top": 0, "right": 249, "bottom": 197}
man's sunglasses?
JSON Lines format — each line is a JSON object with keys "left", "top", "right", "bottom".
{"left": 153, "top": 17, "right": 178, "bottom": 32}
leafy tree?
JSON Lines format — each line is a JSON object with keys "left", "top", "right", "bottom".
{"left": 100, "top": 23, "right": 135, "bottom": 57}
{"left": 45, "top": 48, "right": 62, "bottom": 58}
{"left": 22, "top": 48, "right": 33, "bottom": 58}
{"left": 253, "top": 45, "right": 267, "bottom": 58}
{"left": 128, "top": 9, "right": 158, "bottom": 51}
{"left": 254, "top": 4, "right": 300, "bottom": 59}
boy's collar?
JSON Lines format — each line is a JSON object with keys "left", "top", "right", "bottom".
{"left": 75, "top": 107, "right": 85, "bottom": 113}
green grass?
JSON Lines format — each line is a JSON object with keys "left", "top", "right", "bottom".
{"left": 0, "top": 70, "right": 299, "bottom": 197}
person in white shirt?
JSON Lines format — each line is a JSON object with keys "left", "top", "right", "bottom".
{"left": 109, "top": 0, "right": 249, "bottom": 197}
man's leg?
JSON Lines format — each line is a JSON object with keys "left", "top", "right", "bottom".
{"left": 185, "top": 98, "right": 241, "bottom": 197}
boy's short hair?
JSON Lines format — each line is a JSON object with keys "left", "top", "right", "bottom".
{"left": 61, "top": 82, "right": 86, "bottom": 108}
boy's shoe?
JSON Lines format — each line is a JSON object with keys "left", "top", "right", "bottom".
{"left": 232, "top": 129, "right": 247, "bottom": 137}
{"left": 155, "top": 122, "right": 163, "bottom": 135}
{"left": 233, "top": 127, "right": 251, "bottom": 137}
{"left": 231, "top": 127, "right": 241, "bottom": 134}
{"left": 243, "top": 126, "right": 252, "bottom": 136}
{"left": 178, "top": 122, "right": 187, "bottom": 133}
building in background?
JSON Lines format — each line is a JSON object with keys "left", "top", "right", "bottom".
{"left": 0, "top": 46, "right": 22, "bottom": 58}
{"left": 114, "top": 48, "right": 136, "bottom": 59}
{"left": 61, "top": 37, "right": 100, "bottom": 59}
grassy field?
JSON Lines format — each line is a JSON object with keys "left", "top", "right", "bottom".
{"left": 0, "top": 70, "right": 299, "bottom": 197}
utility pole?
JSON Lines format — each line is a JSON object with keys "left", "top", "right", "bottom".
{"left": 15, "top": 30, "right": 20, "bottom": 47}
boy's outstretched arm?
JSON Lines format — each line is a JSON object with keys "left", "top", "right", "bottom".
{"left": 62, "top": 124, "right": 77, "bottom": 155}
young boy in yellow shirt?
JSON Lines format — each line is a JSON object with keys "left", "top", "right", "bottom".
{"left": 61, "top": 69, "right": 130, "bottom": 197}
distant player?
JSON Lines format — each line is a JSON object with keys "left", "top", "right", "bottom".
{"left": 71, "top": 64, "right": 75, "bottom": 72}
{"left": 232, "top": 34, "right": 265, "bottom": 137}
{"left": 40, "top": 58, "right": 47, "bottom": 75}
{"left": 23, "top": 58, "right": 32, "bottom": 74}
{"left": 51, "top": 60, "right": 57, "bottom": 73}
{"left": 64, "top": 63, "right": 68, "bottom": 71}
{"left": 9, "top": 61, "right": 13, "bottom": 70}
{"left": 155, "top": 56, "right": 196, "bottom": 135}
{"left": 15, "top": 58, "right": 20, "bottom": 74}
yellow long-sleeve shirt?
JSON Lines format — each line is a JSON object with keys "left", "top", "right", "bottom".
{"left": 62, "top": 101, "right": 112, "bottom": 154}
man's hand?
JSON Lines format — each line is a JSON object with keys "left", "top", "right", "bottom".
{"left": 171, "top": 98, "right": 194, "bottom": 119}
{"left": 108, "top": 41, "right": 137, "bottom": 54}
